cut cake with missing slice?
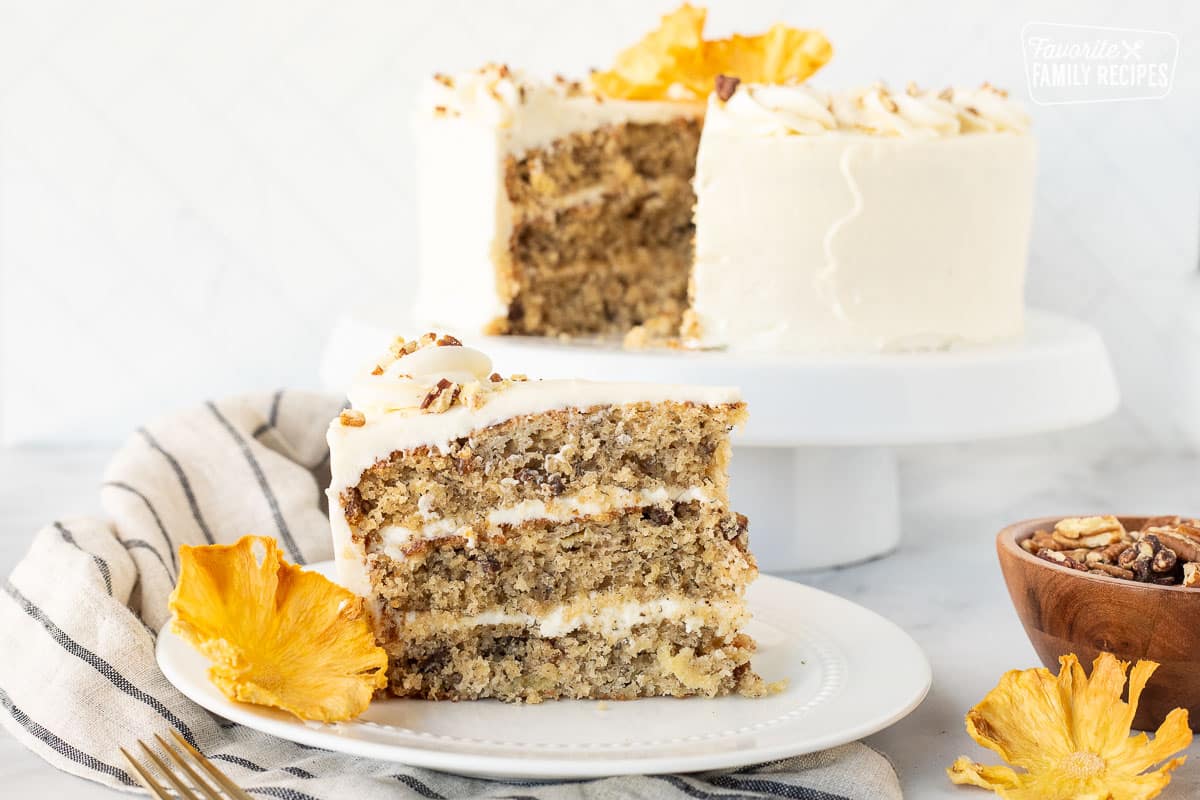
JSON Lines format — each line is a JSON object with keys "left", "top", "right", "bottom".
{"left": 326, "top": 332, "right": 763, "bottom": 702}
{"left": 413, "top": 64, "right": 1035, "bottom": 354}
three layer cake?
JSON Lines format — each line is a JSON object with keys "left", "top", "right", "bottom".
{"left": 327, "top": 333, "right": 763, "bottom": 701}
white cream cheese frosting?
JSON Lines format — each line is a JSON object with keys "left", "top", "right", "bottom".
{"left": 691, "top": 81, "right": 1036, "bottom": 353}
{"left": 705, "top": 81, "right": 1030, "bottom": 138}
{"left": 403, "top": 595, "right": 746, "bottom": 641}
{"left": 422, "top": 64, "right": 704, "bottom": 157}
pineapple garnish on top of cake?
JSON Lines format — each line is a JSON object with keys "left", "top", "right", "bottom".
{"left": 326, "top": 332, "right": 764, "bottom": 702}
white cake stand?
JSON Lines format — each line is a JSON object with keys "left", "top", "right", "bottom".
{"left": 321, "top": 310, "right": 1119, "bottom": 571}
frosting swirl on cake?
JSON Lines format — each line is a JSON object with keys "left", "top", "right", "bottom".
{"left": 707, "top": 81, "right": 1030, "bottom": 137}
{"left": 949, "top": 85, "right": 1031, "bottom": 133}
{"left": 833, "top": 85, "right": 962, "bottom": 136}
{"left": 347, "top": 338, "right": 494, "bottom": 415}
{"left": 709, "top": 85, "right": 835, "bottom": 136}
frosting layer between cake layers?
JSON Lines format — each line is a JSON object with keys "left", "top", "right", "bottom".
{"left": 402, "top": 595, "right": 747, "bottom": 640}
{"left": 690, "top": 82, "right": 1036, "bottom": 352}
{"left": 375, "top": 484, "right": 716, "bottom": 558}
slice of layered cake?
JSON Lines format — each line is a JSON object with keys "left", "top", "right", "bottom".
{"left": 327, "top": 333, "right": 763, "bottom": 701}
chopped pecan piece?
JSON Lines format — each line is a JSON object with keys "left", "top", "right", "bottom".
{"left": 339, "top": 409, "right": 366, "bottom": 427}
{"left": 1053, "top": 515, "right": 1125, "bottom": 541}
{"left": 714, "top": 74, "right": 741, "bottom": 102}
{"left": 420, "top": 378, "right": 459, "bottom": 412}
{"left": 1036, "top": 548, "right": 1088, "bottom": 572}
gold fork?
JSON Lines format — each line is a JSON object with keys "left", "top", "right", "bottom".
{"left": 120, "top": 730, "right": 254, "bottom": 800}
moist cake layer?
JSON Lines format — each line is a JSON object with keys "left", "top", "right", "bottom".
{"left": 498, "top": 125, "right": 698, "bottom": 337}
{"left": 342, "top": 401, "right": 744, "bottom": 548}
{"left": 385, "top": 621, "right": 763, "bottom": 702}
{"left": 505, "top": 119, "right": 701, "bottom": 206}
{"left": 365, "top": 501, "right": 754, "bottom": 615}
{"left": 511, "top": 178, "right": 694, "bottom": 260}
{"left": 498, "top": 245, "right": 691, "bottom": 337}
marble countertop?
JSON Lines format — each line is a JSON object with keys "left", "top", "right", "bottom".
{"left": 3, "top": 443, "right": 1199, "bottom": 798}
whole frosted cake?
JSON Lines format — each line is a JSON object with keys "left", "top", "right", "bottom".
{"left": 327, "top": 332, "right": 763, "bottom": 701}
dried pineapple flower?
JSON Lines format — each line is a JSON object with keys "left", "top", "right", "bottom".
{"left": 168, "top": 536, "right": 387, "bottom": 722}
{"left": 948, "top": 653, "right": 1191, "bottom": 800}
{"left": 592, "top": 4, "right": 831, "bottom": 101}
{"left": 593, "top": 3, "right": 705, "bottom": 100}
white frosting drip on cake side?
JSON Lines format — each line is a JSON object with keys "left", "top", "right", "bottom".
{"left": 403, "top": 595, "right": 746, "bottom": 641}
{"left": 377, "top": 484, "right": 716, "bottom": 559}
{"left": 705, "top": 82, "right": 1030, "bottom": 138}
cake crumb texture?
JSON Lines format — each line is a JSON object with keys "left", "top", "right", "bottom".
{"left": 386, "top": 622, "right": 765, "bottom": 702}
{"left": 494, "top": 119, "right": 701, "bottom": 337}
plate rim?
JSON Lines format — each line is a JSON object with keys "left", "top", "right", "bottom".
{"left": 157, "top": 570, "right": 931, "bottom": 779}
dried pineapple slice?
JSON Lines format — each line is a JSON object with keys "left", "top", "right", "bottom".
{"left": 592, "top": 3, "right": 706, "bottom": 100}
{"left": 681, "top": 25, "right": 833, "bottom": 96}
{"left": 168, "top": 536, "right": 387, "bottom": 722}
{"left": 592, "top": 4, "right": 831, "bottom": 101}
{"left": 948, "top": 653, "right": 1191, "bottom": 800}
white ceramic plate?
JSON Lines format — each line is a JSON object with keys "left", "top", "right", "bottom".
{"left": 157, "top": 566, "right": 930, "bottom": 779}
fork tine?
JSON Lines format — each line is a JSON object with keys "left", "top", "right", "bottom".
{"left": 169, "top": 728, "right": 257, "bottom": 800}
{"left": 120, "top": 747, "right": 172, "bottom": 800}
{"left": 138, "top": 739, "right": 202, "bottom": 800}
{"left": 156, "top": 734, "right": 224, "bottom": 800}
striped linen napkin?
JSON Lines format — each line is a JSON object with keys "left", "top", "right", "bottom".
{"left": 0, "top": 390, "right": 902, "bottom": 799}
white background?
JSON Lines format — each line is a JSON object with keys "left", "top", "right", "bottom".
{"left": 1, "top": 0, "right": 1198, "bottom": 452}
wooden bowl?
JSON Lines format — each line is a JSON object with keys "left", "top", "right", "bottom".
{"left": 997, "top": 516, "right": 1200, "bottom": 731}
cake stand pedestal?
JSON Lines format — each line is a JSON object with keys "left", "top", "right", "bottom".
{"left": 321, "top": 310, "right": 1119, "bottom": 570}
